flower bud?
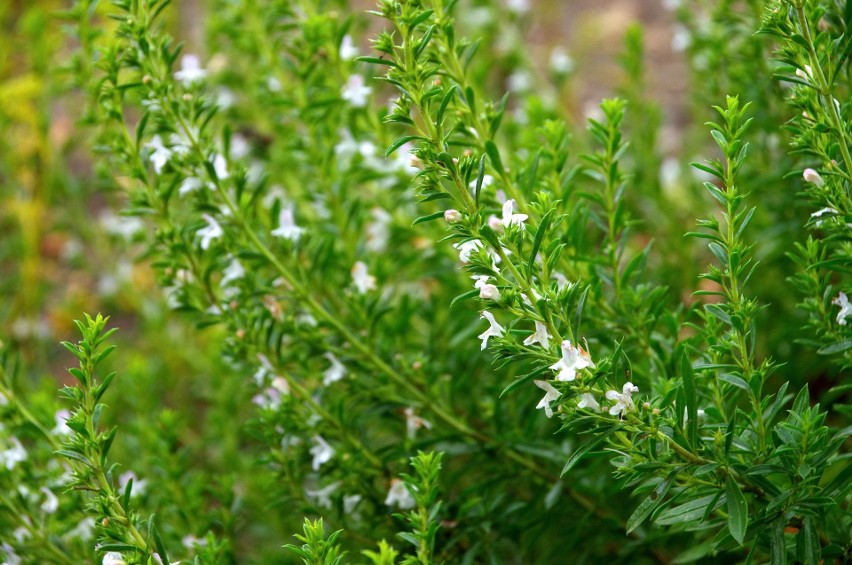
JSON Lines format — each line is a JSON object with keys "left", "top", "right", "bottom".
{"left": 803, "top": 168, "right": 824, "bottom": 187}
{"left": 488, "top": 215, "right": 503, "bottom": 232}
{"left": 444, "top": 209, "right": 462, "bottom": 222}
{"left": 479, "top": 284, "right": 501, "bottom": 301}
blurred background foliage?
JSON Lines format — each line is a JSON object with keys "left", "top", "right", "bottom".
{"left": 0, "top": 0, "right": 843, "bottom": 563}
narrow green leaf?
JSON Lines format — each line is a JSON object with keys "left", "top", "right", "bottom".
{"left": 561, "top": 427, "right": 619, "bottom": 476}
{"left": 726, "top": 476, "right": 748, "bottom": 544}
{"left": 681, "top": 353, "right": 697, "bottom": 446}
{"left": 412, "top": 211, "right": 446, "bottom": 225}
{"left": 527, "top": 211, "right": 552, "bottom": 276}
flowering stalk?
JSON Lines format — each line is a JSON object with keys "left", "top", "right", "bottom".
{"left": 57, "top": 314, "right": 173, "bottom": 564}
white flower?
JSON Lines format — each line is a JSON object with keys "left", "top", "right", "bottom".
{"left": 212, "top": 153, "right": 229, "bottom": 179}
{"left": 323, "top": 352, "right": 347, "bottom": 385}
{"left": 500, "top": 199, "right": 528, "bottom": 229}
{"left": 471, "top": 275, "right": 490, "bottom": 289}
{"left": 221, "top": 258, "right": 245, "bottom": 289}
{"left": 65, "top": 517, "right": 95, "bottom": 541}
{"left": 1, "top": 437, "right": 27, "bottom": 470}
{"left": 174, "top": 54, "right": 207, "bottom": 85}
{"left": 606, "top": 382, "right": 639, "bottom": 417}
{"left": 803, "top": 168, "right": 824, "bottom": 187}
{"left": 352, "top": 261, "right": 376, "bottom": 293}
{"left": 341, "top": 74, "right": 372, "bottom": 107}
{"left": 197, "top": 214, "right": 223, "bottom": 250}
{"left": 549, "top": 340, "right": 595, "bottom": 382}
{"left": 403, "top": 407, "right": 432, "bottom": 439}
{"left": 310, "top": 436, "right": 334, "bottom": 471}
{"left": 488, "top": 215, "right": 503, "bottom": 231}
{"left": 479, "top": 283, "right": 501, "bottom": 301}
{"left": 271, "top": 207, "right": 305, "bottom": 242}
{"left": 832, "top": 291, "right": 852, "bottom": 325}
{"left": 468, "top": 174, "right": 494, "bottom": 191}
{"left": 384, "top": 478, "right": 415, "bottom": 509}
{"left": 99, "top": 212, "right": 144, "bottom": 240}
{"left": 523, "top": 321, "right": 551, "bottom": 349}
{"left": 182, "top": 534, "right": 209, "bottom": 549}
{"left": 477, "top": 311, "right": 504, "bottom": 350}
{"left": 365, "top": 208, "right": 392, "bottom": 253}
{"left": 102, "top": 552, "right": 126, "bottom": 565}
{"left": 453, "top": 239, "right": 483, "bottom": 263}
{"left": 444, "top": 209, "right": 462, "bottom": 223}
{"left": 1, "top": 542, "right": 21, "bottom": 565}
{"left": 145, "top": 135, "right": 172, "bottom": 174}
{"left": 306, "top": 481, "right": 340, "bottom": 509}
{"left": 51, "top": 409, "right": 73, "bottom": 437}
{"left": 534, "top": 380, "right": 561, "bottom": 418}
{"left": 796, "top": 65, "right": 813, "bottom": 82}
{"left": 339, "top": 35, "right": 359, "bottom": 60}
{"left": 549, "top": 47, "right": 574, "bottom": 74}
{"left": 40, "top": 487, "right": 58, "bottom": 514}
{"left": 178, "top": 177, "right": 203, "bottom": 197}
{"left": 551, "top": 272, "right": 570, "bottom": 290}
{"left": 577, "top": 393, "right": 600, "bottom": 412}
{"left": 506, "top": 0, "right": 530, "bottom": 13}
{"left": 343, "top": 494, "right": 362, "bottom": 514}
{"left": 118, "top": 471, "right": 148, "bottom": 497}
{"left": 811, "top": 207, "right": 838, "bottom": 218}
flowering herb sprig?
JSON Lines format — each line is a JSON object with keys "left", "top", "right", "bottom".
{"left": 57, "top": 314, "right": 175, "bottom": 564}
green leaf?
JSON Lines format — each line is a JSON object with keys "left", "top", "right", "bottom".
{"left": 55, "top": 449, "right": 92, "bottom": 467}
{"left": 726, "top": 476, "right": 748, "bottom": 544}
{"left": 561, "top": 427, "right": 619, "bottom": 476}
{"left": 527, "top": 210, "right": 552, "bottom": 276}
{"left": 817, "top": 340, "right": 852, "bottom": 355}
{"left": 484, "top": 140, "right": 503, "bottom": 176}
{"left": 450, "top": 289, "right": 479, "bottom": 308}
{"left": 386, "top": 135, "right": 425, "bottom": 157}
{"left": 354, "top": 55, "right": 399, "bottom": 68}
{"left": 474, "top": 154, "right": 487, "bottom": 205}
{"left": 626, "top": 469, "right": 679, "bottom": 533}
{"left": 412, "top": 211, "right": 446, "bottom": 225}
{"left": 681, "top": 353, "right": 697, "bottom": 446}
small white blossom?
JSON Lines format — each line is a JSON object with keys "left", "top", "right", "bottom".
{"left": 99, "top": 212, "right": 145, "bottom": 240}
{"left": 178, "top": 177, "right": 203, "bottom": 197}
{"left": 606, "top": 382, "right": 639, "bottom": 417}
{"left": 343, "top": 494, "right": 363, "bottom": 514}
{"left": 212, "top": 153, "right": 229, "bottom": 179}
{"left": 488, "top": 215, "right": 503, "bottom": 231}
{"left": 534, "top": 380, "right": 561, "bottom": 418}
{"left": 339, "top": 35, "right": 359, "bottom": 60}
{"left": 796, "top": 65, "right": 813, "bottom": 82}
{"left": 453, "top": 239, "right": 483, "bottom": 263}
{"left": 549, "top": 340, "right": 595, "bottom": 382}
{"left": 506, "top": 0, "right": 530, "bottom": 14}
{"left": 577, "top": 393, "right": 600, "bottom": 412}
{"left": 341, "top": 74, "right": 372, "bottom": 107}
{"left": 174, "top": 54, "right": 207, "bottom": 85}
{"left": 500, "top": 199, "right": 528, "bottom": 229}
{"left": 384, "top": 478, "right": 415, "bottom": 509}
{"left": 477, "top": 311, "right": 504, "bottom": 350}
{"left": 444, "top": 209, "right": 462, "bottom": 222}
{"left": 1, "top": 437, "right": 27, "bottom": 470}
{"left": 310, "top": 436, "right": 334, "bottom": 471}
{"left": 118, "top": 471, "right": 148, "bottom": 497}
{"left": 51, "top": 409, "right": 73, "bottom": 437}
{"left": 811, "top": 207, "right": 838, "bottom": 221}
{"left": 323, "top": 352, "right": 347, "bottom": 385}
{"left": 1, "top": 542, "right": 21, "bottom": 565}
{"left": 40, "top": 487, "right": 58, "bottom": 514}
{"left": 403, "top": 407, "right": 433, "bottom": 439}
{"left": 102, "top": 552, "right": 126, "bottom": 565}
{"left": 549, "top": 47, "right": 574, "bottom": 74}
{"left": 306, "top": 481, "right": 340, "bottom": 509}
{"left": 832, "top": 291, "right": 852, "bottom": 325}
{"left": 65, "top": 517, "right": 95, "bottom": 541}
{"left": 352, "top": 261, "right": 376, "bottom": 293}
{"left": 221, "top": 258, "right": 245, "bottom": 289}
{"left": 271, "top": 207, "right": 304, "bottom": 241}
{"left": 523, "top": 321, "right": 551, "bottom": 349}
{"left": 197, "top": 214, "right": 223, "bottom": 250}
{"left": 479, "top": 283, "right": 501, "bottom": 301}
{"left": 145, "top": 135, "right": 172, "bottom": 174}
{"left": 803, "top": 168, "right": 824, "bottom": 187}
{"left": 365, "top": 208, "right": 391, "bottom": 253}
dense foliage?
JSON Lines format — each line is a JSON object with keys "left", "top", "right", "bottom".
{"left": 0, "top": 1, "right": 849, "bottom": 564}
